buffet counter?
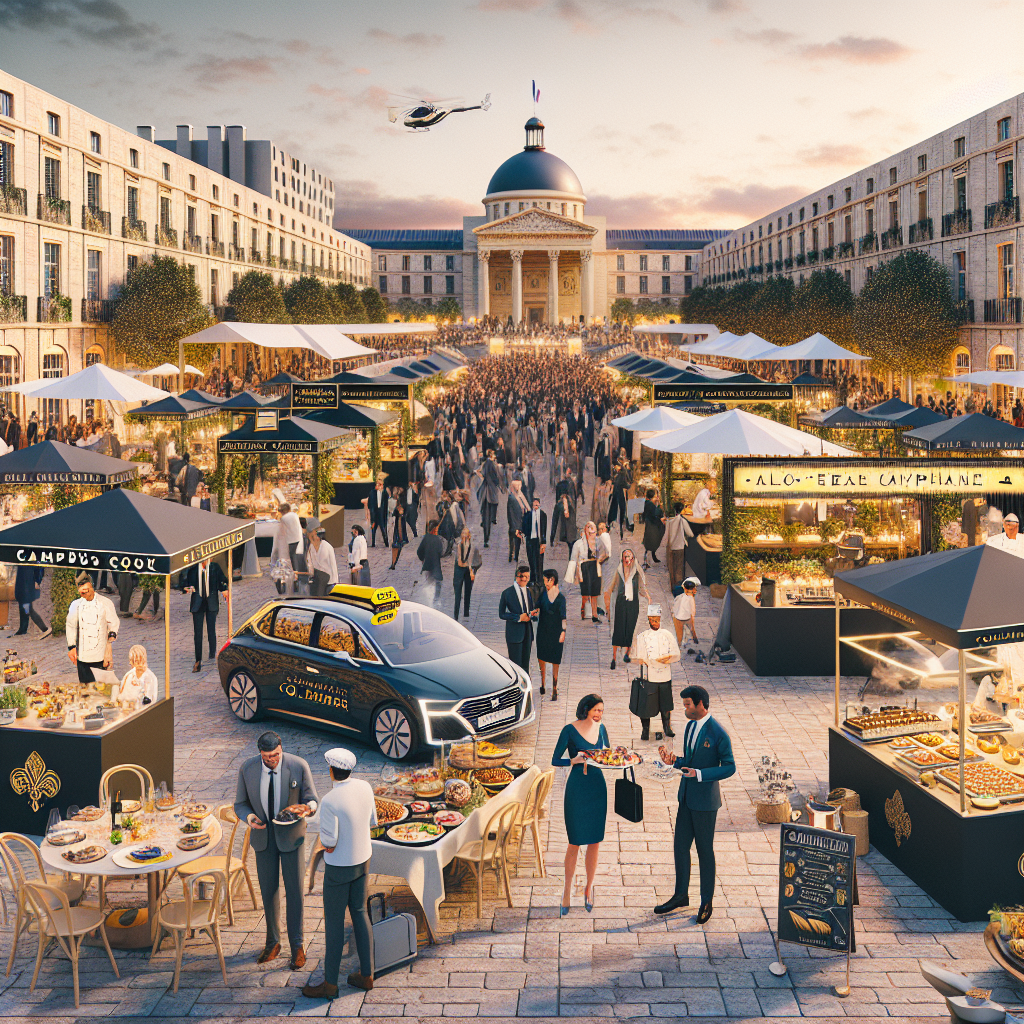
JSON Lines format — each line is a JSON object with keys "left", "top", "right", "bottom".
{"left": 685, "top": 534, "right": 721, "bottom": 586}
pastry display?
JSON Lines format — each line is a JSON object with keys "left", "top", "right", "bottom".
{"left": 912, "top": 733, "right": 945, "bottom": 747}
{"left": 898, "top": 747, "right": 951, "bottom": 768}
{"left": 978, "top": 737, "right": 1002, "bottom": 754}
{"left": 472, "top": 766, "right": 514, "bottom": 790}
{"left": 936, "top": 744, "right": 982, "bottom": 762}
{"left": 936, "top": 763, "right": 1024, "bottom": 799}
{"left": 374, "top": 798, "right": 408, "bottom": 824}
{"left": 413, "top": 779, "right": 444, "bottom": 798}
{"left": 842, "top": 709, "right": 942, "bottom": 740}
{"left": 1004, "top": 747, "right": 1022, "bottom": 765}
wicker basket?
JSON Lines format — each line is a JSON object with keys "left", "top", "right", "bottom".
{"left": 843, "top": 808, "right": 869, "bottom": 856}
{"left": 755, "top": 799, "right": 792, "bottom": 824}
{"left": 827, "top": 788, "right": 861, "bottom": 815}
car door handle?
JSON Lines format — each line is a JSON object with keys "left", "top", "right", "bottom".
{"left": 304, "top": 666, "right": 320, "bottom": 674}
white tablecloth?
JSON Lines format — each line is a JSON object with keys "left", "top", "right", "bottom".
{"left": 369, "top": 766, "right": 540, "bottom": 938}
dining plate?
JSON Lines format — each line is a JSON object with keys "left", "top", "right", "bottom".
{"left": 46, "top": 829, "right": 87, "bottom": 847}
{"left": 111, "top": 844, "right": 173, "bottom": 869}
{"left": 63, "top": 844, "right": 107, "bottom": 865}
{"left": 177, "top": 833, "right": 211, "bottom": 852}
{"left": 386, "top": 821, "right": 444, "bottom": 845}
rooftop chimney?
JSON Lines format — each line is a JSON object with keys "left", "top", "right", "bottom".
{"left": 207, "top": 125, "right": 225, "bottom": 176}
{"left": 136, "top": 126, "right": 155, "bottom": 143}
{"left": 176, "top": 124, "right": 193, "bottom": 158}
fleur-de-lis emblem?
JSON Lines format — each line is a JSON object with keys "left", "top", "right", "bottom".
{"left": 884, "top": 789, "right": 911, "bottom": 847}
{"left": 10, "top": 751, "right": 61, "bottom": 812}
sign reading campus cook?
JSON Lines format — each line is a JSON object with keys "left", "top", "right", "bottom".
{"left": 777, "top": 824, "right": 855, "bottom": 953}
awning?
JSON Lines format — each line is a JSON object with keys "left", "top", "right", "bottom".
{"left": 633, "top": 323, "right": 719, "bottom": 335}
{"left": 129, "top": 396, "right": 220, "bottom": 421}
{"left": 862, "top": 405, "right": 947, "bottom": 429}
{"left": 956, "top": 371, "right": 1024, "bottom": 388}
{"left": 834, "top": 545, "right": 1024, "bottom": 649}
{"left": 791, "top": 372, "right": 829, "bottom": 387}
{"left": 903, "top": 412, "right": 1024, "bottom": 451}
{"left": 864, "top": 397, "right": 915, "bottom": 418}
{"left": 686, "top": 331, "right": 747, "bottom": 355}
{"left": 611, "top": 407, "right": 702, "bottom": 431}
{"left": 219, "top": 390, "right": 289, "bottom": 411}
{"left": 1, "top": 363, "right": 170, "bottom": 402}
{"left": 179, "top": 389, "right": 224, "bottom": 405}
{"left": 218, "top": 415, "right": 348, "bottom": 455}
{"left": 301, "top": 403, "right": 400, "bottom": 430}
{"left": 0, "top": 441, "right": 139, "bottom": 486}
{"left": 798, "top": 406, "right": 881, "bottom": 429}
{"left": 0, "top": 487, "right": 254, "bottom": 575}
{"left": 777, "top": 333, "right": 867, "bottom": 361}
{"left": 704, "top": 333, "right": 783, "bottom": 361}
{"left": 144, "top": 363, "right": 205, "bottom": 376}
{"left": 262, "top": 372, "right": 306, "bottom": 387}
{"left": 180, "top": 322, "right": 376, "bottom": 361}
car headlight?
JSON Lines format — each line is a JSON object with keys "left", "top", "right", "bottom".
{"left": 516, "top": 667, "right": 531, "bottom": 692}
{"left": 418, "top": 698, "right": 461, "bottom": 719}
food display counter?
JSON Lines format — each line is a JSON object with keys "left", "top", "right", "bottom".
{"left": 686, "top": 533, "right": 721, "bottom": 585}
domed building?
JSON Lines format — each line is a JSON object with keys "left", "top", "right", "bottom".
{"left": 347, "top": 118, "right": 728, "bottom": 324}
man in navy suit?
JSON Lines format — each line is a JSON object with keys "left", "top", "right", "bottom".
{"left": 655, "top": 684, "right": 735, "bottom": 923}
{"left": 498, "top": 565, "right": 537, "bottom": 675}
{"left": 180, "top": 557, "right": 229, "bottom": 673}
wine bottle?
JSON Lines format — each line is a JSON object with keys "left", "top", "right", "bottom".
{"left": 111, "top": 789, "right": 122, "bottom": 830}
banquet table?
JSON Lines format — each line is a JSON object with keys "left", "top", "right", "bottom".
{"left": 368, "top": 766, "right": 541, "bottom": 940}
{"left": 39, "top": 812, "right": 223, "bottom": 949}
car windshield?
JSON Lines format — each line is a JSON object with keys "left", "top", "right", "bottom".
{"left": 369, "top": 606, "right": 479, "bottom": 665}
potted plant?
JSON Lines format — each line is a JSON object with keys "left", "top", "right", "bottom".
{"left": 0, "top": 683, "right": 25, "bottom": 725}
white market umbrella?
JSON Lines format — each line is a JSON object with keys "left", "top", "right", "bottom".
{"left": 957, "top": 370, "right": 1024, "bottom": 387}
{"left": 612, "top": 406, "right": 702, "bottom": 431}
{"left": 180, "top": 322, "right": 375, "bottom": 361}
{"left": 778, "top": 333, "right": 867, "bottom": 362}
{"left": 666, "top": 358, "right": 736, "bottom": 379}
{"left": 686, "top": 331, "right": 745, "bottom": 355}
{"left": 0, "top": 362, "right": 170, "bottom": 401}
{"left": 712, "top": 332, "right": 782, "bottom": 361}
{"left": 145, "top": 362, "right": 205, "bottom": 377}
{"left": 642, "top": 408, "right": 856, "bottom": 457}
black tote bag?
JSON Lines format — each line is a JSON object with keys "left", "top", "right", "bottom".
{"left": 628, "top": 665, "right": 661, "bottom": 719}
{"left": 614, "top": 766, "right": 644, "bottom": 823}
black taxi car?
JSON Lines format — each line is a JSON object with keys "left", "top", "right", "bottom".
{"left": 218, "top": 585, "right": 535, "bottom": 760}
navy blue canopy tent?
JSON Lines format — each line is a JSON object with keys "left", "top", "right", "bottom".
{"left": 903, "top": 412, "right": 1024, "bottom": 451}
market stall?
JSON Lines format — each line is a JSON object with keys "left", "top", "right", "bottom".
{"left": 903, "top": 412, "right": 1024, "bottom": 454}
{"left": 0, "top": 488, "right": 254, "bottom": 836}
{"left": 830, "top": 545, "right": 1024, "bottom": 921}
{"left": 125, "top": 395, "right": 224, "bottom": 488}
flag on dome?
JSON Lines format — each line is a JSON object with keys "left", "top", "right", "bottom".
{"left": 532, "top": 80, "right": 540, "bottom": 103}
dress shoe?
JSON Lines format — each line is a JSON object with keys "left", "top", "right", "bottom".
{"left": 301, "top": 981, "right": 338, "bottom": 999}
{"left": 289, "top": 946, "right": 306, "bottom": 970}
{"left": 654, "top": 895, "right": 690, "bottom": 915}
{"left": 696, "top": 901, "right": 713, "bottom": 924}
{"left": 347, "top": 973, "right": 374, "bottom": 991}
{"left": 256, "top": 942, "right": 281, "bottom": 964}
{"left": 551, "top": 684, "right": 557, "bottom": 700}
{"left": 623, "top": 652, "right": 631, "bottom": 663}
{"left": 192, "top": 661, "right": 201, "bottom": 673}
{"left": 652, "top": 554, "right": 661, "bottom": 563}
{"left": 610, "top": 659, "right": 616, "bottom": 670}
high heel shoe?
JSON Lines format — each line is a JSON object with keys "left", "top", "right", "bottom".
{"left": 540, "top": 684, "right": 546, "bottom": 694}
{"left": 559, "top": 900, "right": 570, "bottom": 917}
{"left": 551, "top": 685, "right": 558, "bottom": 701}
{"left": 610, "top": 658, "right": 616, "bottom": 670}
{"left": 585, "top": 886, "right": 595, "bottom": 913}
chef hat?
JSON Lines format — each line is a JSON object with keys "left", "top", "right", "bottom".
{"left": 1006, "top": 514, "right": 1019, "bottom": 524}
{"left": 324, "top": 748, "right": 356, "bottom": 770}
{"left": 647, "top": 604, "right": 663, "bottom": 617}
{"left": 75, "top": 571, "right": 92, "bottom": 586}
{"left": 683, "top": 576, "right": 699, "bottom": 589}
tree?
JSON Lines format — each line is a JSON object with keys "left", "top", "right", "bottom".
{"left": 790, "top": 269, "right": 855, "bottom": 350}
{"left": 391, "top": 298, "right": 429, "bottom": 321}
{"left": 332, "top": 282, "right": 367, "bottom": 324}
{"left": 360, "top": 286, "right": 388, "bottom": 323}
{"left": 748, "top": 275, "right": 796, "bottom": 344}
{"left": 110, "top": 255, "right": 214, "bottom": 367}
{"left": 853, "top": 250, "right": 961, "bottom": 378}
{"left": 227, "top": 271, "right": 289, "bottom": 323}
{"left": 610, "top": 298, "right": 636, "bottom": 324}
{"left": 284, "top": 275, "right": 339, "bottom": 323}
{"left": 434, "top": 296, "right": 462, "bottom": 322}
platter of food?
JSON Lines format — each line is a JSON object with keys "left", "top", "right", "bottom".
{"left": 46, "top": 828, "right": 86, "bottom": 847}
{"left": 177, "top": 833, "right": 211, "bottom": 852}
{"left": 449, "top": 741, "right": 511, "bottom": 769}
{"left": 472, "top": 766, "right": 514, "bottom": 792}
{"left": 433, "top": 809, "right": 465, "bottom": 829}
{"left": 72, "top": 806, "right": 104, "bottom": 822}
{"left": 897, "top": 747, "right": 953, "bottom": 769}
{"left": 179, "top": 820, "right": 204, "bottom": 834}
{"left": 112, "top": 844, "right": 172, "bottom": 869}
{"left": 945, "top": 703, "right": 1010, "bottom": 733}
{"left": 408, "top": 800, "right": 432, "bottom": 815}
{"left": 386, "top": 821, "right": 445, "bottom": 845}
{"left": 505, "top": 758, "right": 532, "bottom": 776}
{"left": 155, "top": 795, "right": 179, "bottom": 812}
{"left": 181, "top": 803, "right": 208, "bottom": 821}
{"left": 374, "top": 797, "right": 409, "bottom": 826}
{"left": 842, "top": 709, "right": 942, "bottom": 741}
{"left": 272, "top": 809, "right": 305, "bottom": 825}
{"left": 121, "top": 799, "right": 142, "bottom": 815}
{"left": 912, "top": 732, "right": 945, "bottom": 747}
{"left": 63, "top": 845, "right": 106, "bottom": 865}
{"left": 582, "top": 746, "right": 643, "bottom": 768}
{"left": 935, "top": 744, "right": 983, "bottom": 763}
{"left": 936, "top": 763, "right": 1024, "bottom": 801}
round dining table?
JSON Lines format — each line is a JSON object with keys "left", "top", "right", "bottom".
{"left": 39, "top": 811, "right": 223, "bottom": 950}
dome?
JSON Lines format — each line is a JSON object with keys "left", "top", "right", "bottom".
{"left": 485, "top": 118, "right": 584, "bottom": 198}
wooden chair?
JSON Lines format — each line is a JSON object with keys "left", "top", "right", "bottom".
{"left": 173, "top": 805, "right": 256, "bottom": 924}
{"left": 515, "top": 769, "right": 555, "bottom": 878}
{"left": 1, "top": 832, "right": 86, "bottom": 977}
{"left": 452, "top": 801, "right": 521, "bottom": 917}
{"left": 150, "top": 869, "right": 229, "bottom": 993}
{"left": 97, "top": 763, "right": 154, "bottom": 809}
{"left": 23, "top": 882, "right": 118, "bottom": 1009}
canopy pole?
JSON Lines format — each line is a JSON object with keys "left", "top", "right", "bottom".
{"left": 834, "top": 593, "right": 841, "bottom": 727}
{"left": 227, "top": 554, "right": 233, "bottom": 640}
{"left": 178, "top": 339, "right": 185, "bottom": 397}
{"left": 958, "top": 649, "right": 966, "bottom": 814}
{"left": 164, "top": 574, "right": 171, "bottom": 699}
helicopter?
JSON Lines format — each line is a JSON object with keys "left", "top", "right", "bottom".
{"left": 387, "top": 93, "right": 491, "bottom": 131}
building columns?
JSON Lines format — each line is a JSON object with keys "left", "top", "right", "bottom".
{"left": 580, "top": 249, "right": 593, "bottom": 322}
{"left": 510, "top": 249, "right": 524, "bottom": 324}
{"left": 478, "top": 250, "right": 490, "bottom": 318}
{"left": 547, "top": 249, "right": 559, "bottom": 324}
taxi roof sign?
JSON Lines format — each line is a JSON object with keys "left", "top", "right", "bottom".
{"left": 328, "top": 585, "right": 401, "bottom": 624}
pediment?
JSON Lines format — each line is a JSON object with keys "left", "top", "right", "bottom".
{"left": 474, "top": 208, "right": 597, "bottom": 238}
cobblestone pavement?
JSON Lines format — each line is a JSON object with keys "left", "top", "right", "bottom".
{"left": 0, "top": 464, "right": 1017, "bottom": 1022}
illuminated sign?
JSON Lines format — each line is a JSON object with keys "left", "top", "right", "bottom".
{"left": 654, "top": 383, "right": 794, "bottom": 404}
{"left": 291, "top": 382, "right": 411, "bottom": 409}
{"left": 291, "top": 384, "right": 338, "bottom": 410}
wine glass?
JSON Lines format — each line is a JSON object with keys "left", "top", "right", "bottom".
{"left": 46, "top": 808, "right": 62, "bottom": 835}
{"left": 66, "top": 804, "right": 80, "bottom": 823}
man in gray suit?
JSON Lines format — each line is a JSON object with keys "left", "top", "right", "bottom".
{"left": 234, "top": 731, "right": 318, "bottom": 969}
{"left": 475, "top": 449, "right": 504, "bottom": 548}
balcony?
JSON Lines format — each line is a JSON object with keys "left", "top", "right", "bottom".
{"left": 985, "top": 196, "right": 1020, "bottom": 229}
{"left": 207, "top": 239, "right": 225, "bottom": 257}
{"left": 248, "top": 249, "right": 262, "bottom": 264}
{"left": 806, "top": 250, "right": 819, "bottom": 264}
{"left": 774, "top": 259, "right": 782, "bottom": 271}
{"left": 858, "top": 233, "right": 878, "bottom": 255}
{"left": 984, "top": 298, "right": 1022, "bottom": 323}
{"left": 122, "top": 217, "right": 148, "bottom": 241}
{"left": 287, "top": 258, "right": 300, "bottom": 271}
{"left": 783, "top": 257, "right": 793, "bottom": 269}
{"left": 155, "top": 225, "right": 178, "bottom": 247}
{"left": 0, "top": 185, "right": 27, "bottom": 216}
{"left": 822, "top": 246, "right": 835, "bottom": 261}
{"left": 795, "top": 253, "right": 806, "bottom": 266}
{"left": 0, "top": 295, "right": 27, "bottom": 323}
{"left": 942, "top": 209, "right": 972, "bottom": 236}
{"left": 81, "top": 298, "right": 113, "bottom": 323}
{"left": 81, "top": 205, "right": 111, "bottom": 235}
{"left": 908, "top": 217, "right": 933, "bottom": 243}
{"left": 266, "top": 254, "right": 278, "bottom": 268}
{"left": 956, "top": 299, "right": 975, "bottom": 323}
{"left": 37, "top": 194, "right": 71, "bottom": 225}
{"left": 880, "top": 225, "right": 903, "bottom": 250}
{"left": 37, "top": 294, "right": 72, "bottom": 323}
{"left": 182, "top": 233, "right": 203, "bottom": 254}
{"left": 837, "top": 241, "right": 854, "bottom": 258}
{"left": 228, "top": 243, "right": 245, "bottom": 261}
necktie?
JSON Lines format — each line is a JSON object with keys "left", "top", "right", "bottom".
{"left": 518, "top": 586, "right": 526, "bottom": 614}
{"left": 685, "top": 721, "right": 694, "bottom": 758}
{"left": 267, "top": 769, "right": 276, "bottom": 820}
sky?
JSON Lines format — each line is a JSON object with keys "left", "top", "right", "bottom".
{"left": 2, "top": 0, "right": 1022, "bottom": 232}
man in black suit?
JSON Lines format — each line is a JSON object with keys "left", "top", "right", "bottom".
{"left": 367, "top": 476, "right": 389, "bottom": 547}
{"left": 498, "top": 565, "right": 537, "bottom": 675}
{"left": 518, "top": 497, "right": 547, "bottom": 585}
{"left": 180, "top": 557, "right": 229, "bottom": 673}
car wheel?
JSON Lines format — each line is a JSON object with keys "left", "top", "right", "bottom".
{"left": 373, "top": 703, "right": 417, "bottom": 761}
{"left": 227, "top": 670, "right": 262, "bottom": 722}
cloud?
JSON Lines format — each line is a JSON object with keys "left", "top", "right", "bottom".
{"left": 475, "top": 0, "right": 545, "bottom": 9}
{"left": 367, "top": 27, "right": 445, "bottom": 46}
{"left": 184, "top": 55, "right": 277, "bottom": 86}
{"left": 334, "top": 180, "right": 476, "bottom": 229}
{"left": 702, "top": 0, "right": 747, "bottom": 12}
{"left": 847, "top": 106, "right": 887, "bottom": 122}
{"left": 734, "top": 28, "right": 797, "bottom": 46}
{"left": 796, "top": 144, "right": 868, "bottom": 167}
{"left": 799, "top": 35, "right": 911, "bottom": 65}
{"left": 0, "top": 0, "right": 158, "bottom": 45}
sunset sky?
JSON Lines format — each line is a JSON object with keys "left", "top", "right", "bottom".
{"left": 2, "top": 0, "right": 1022, "bottom": 231}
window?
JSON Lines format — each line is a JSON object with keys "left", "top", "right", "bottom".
{"left": 0, "top": 91, "right": 11, "bottom": 118}
{"left": 503, "top": 202, "right": 510, "bottom": 216}
{"left": 127, "top": 253, "right": 138, "bottom": 275}
{"left": 377, "top": 255, "right": 386, "bottom": 271}
{"left": 379, "top": 275, "right": 387, "bottom": 293}
{"left": 129, "top": 148, "right": 138, "bottom": 169}
{"left": 616, "top": 255, "right": 624, "bottom": 271}
{"left": 661, "top": 275, "right": 670, "bottom": 294}
{"left": 42, "top": 351, "right": 63, "bottom": 377}
{"left": 866, "top": 208, "right": 874, "bottom": 235}
{"left": 47, "top": 112, "right": 60, "bottom": 136}
{"left": 999, "top": 243, "right": 1014, "bottom": 299}
{"left": 401, "top": 275, "right": 410, "bottom": 294}
{"left": 956, "top": 350, "right": 970, "bottom": 373}
{"left": 787, "top": 212, "right": 793, "bottom": 226}
{"left": 616, "top": 276, "right": 625, "bottom": 294}
{"left": 827, "top": 195, "right": 834, "bottom": 210}
{"left": 210, "top": 268, "right": 219, "bottom": 305}
{"left": 423, "top": 276, "right": 432, "bottom": 294}
{"left": 812, "top": 227, "right": 818, "bottom": 250}
{"left": 272, "top": 607, "right": 316, "bottom": 646}
{"left": 866, "top": 177, "right": 874, "bottom": 194}
{"left": 86, "top": 171, "right": 101, "bottom": 210}
{"left": 799, "top": 230, "right": 805, "bottom": 254}
{"left": 212, "top": 184, "right": 219, "bottom": 201}
{"left": 767, "top": 222, "right": 772, "bottom": 234}
{"left": 844, "top": 268, "right": 851, "bottom": 286}
{"left": 917, "top": 191, "right": 927, "bottom": 221}
{"left": 844, "top": 187, "right": 852, "bottom": 203}
{"left": 866, "top": 265, "right": 874, "bottom": 282}
{"left": 889, "top": 200, "right": 898, "bottom": 229}
{"left": 233, "top": 194, "right": 239, "bottom": 207}
{"left": 445, "top": 254, "right": 454, "bottom": 272}
{"left": 401, "top": 255, "right": 410, "bottom": 272}
{"left": 44, "top": 157, "right": 60, "bottom": 199}
{"left": 786, "top": 236, "right": 793, "bottom": 258}
{"left": 232, "top": 221, "right": 239, "bottom": 248}
{"left": 955, "top": 176, "right": 967, "bottom": 211}
{"left": 1000, "top": 160, "right": 1014, "bottom": 200}
{"left": 684, "top": 275, "right": 692, "bottom": 294}
{"left": 0, "top": 235, "right": 13, "bottom": 296}
{"left": 954, "top": 251, "right": 966, "bottom": 301}
{"left": 43, "top": 242, "right": 60, "bottom": 298}
{"left": 160, "top": 196, "right": 171, "bottom": 231}
{"left": 639, "top": 255, "right": 648, "bottom": 271}
{"left": 0, "top": 141, "right": 10, "bottom": 188}
{"left": 844, "top": 215, "right": 852, "bottom": 243}
{"left": 777, "top": 218, "right": 782, "bottom": 230}
{"left": 997, "top": 351, "right": 1015, "bottom": 371}
{"left": 89, "top": 131, "right": 100, "bottom": 154}
{"left": 86, "top": 250, "right": 100, "bottom": 300}
{"left": 917, "top": 154, "right": 927, "bottom": 173}
{"left": 662, "top": 255, "right": 670, "bottom": 271}
{"left": 158, "top": 162, "right": 168, "bottom": 181}
{"left": 812, "top": 202, "right": 818, "bottom": 217}
{"left": 443, "top": 275, "right": 453, "bottom": 295}
{"left": 639, "top": 276, "right": 648, "bottom": 294}
{"left": 998, "top": 117, "right": 1011, "bottom": 141}
{"left": 251, "top": 226, "right": 258, "bottom": 252}
{"left": 827, "top": 221, "right": 834, "bottom": 248}
{"left": 210, "top": 212, "right": 219, "bottom": 241}
{"left": 185, "top": 173, "right": 195, "bottom": 192}
{"left": 423, "top": 255, "right": 432, "bottom": 272}
{"left": 954, "top": 136, "right": 966, "bottom": 159}
{"left": 317, "top": 616, "right": 356, "bottom": 655}
{"left": 799, "top": 207, "right": 805, "bottom": 221}
{"left": 685, "top": 255, "right": 692, "bottom": 271}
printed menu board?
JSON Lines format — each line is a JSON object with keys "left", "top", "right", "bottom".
{"left": 777, "top": 824, "right": 856, "bottom": 953}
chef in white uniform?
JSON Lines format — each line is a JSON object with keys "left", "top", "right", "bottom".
{"left": 66, "top": 571, "right": 120, "bottom": 684}
{"left": 692, "top": 482, "right": 715, "bottom": 520}
{"left": 986, "top": 513, "right": 1024, "bottom": 557}
{"left": 633, "top": 604, "right": 681, "bottom": 741}
{"left": 116, "top": 644, "right": 159, "bottom": 705}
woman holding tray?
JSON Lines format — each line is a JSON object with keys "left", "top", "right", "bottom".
{"left": 552, "top": 693, "right": 608, "bottom": 915}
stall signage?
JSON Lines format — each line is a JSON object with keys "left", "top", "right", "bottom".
{"left": 777, "top": 824, "right": 855, "bottom": 952}
{"left": 179, "top": 529, "right": 249, "bottom": 568}
{"left": 0, "top": 471, "right": 134, "bottom": 485}
{"left": 733, "top": 462, "right": 1024, "bottom": 498}
{"left": 904, "top": 434, "right": 1023, "bottom": 451}
{"left": 655, "top": 383, "right": 794, "bottom": 404}
{"left": 336, "top": 384, "right": 410, "bottom": 402}
{"left": 218, "top": 437, "right": 344, "bottom": 456}
{"left": 254, "top": 409, "right": 279, "bottom": 431}
{"left": 291, "top": 384, "right": 339, "bottom": 410}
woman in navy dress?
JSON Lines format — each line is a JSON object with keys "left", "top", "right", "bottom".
{"left": 552, "top": 694, "right": 608, "bottom": 915}
{"left": 536, "top": 569, "right": 567, "bottom": 700}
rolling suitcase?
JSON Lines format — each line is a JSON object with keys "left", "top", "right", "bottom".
{"left": 367, "top": 892, "right": 418, "bottom": 972}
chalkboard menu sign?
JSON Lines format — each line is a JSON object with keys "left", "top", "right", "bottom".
{"left": 776, "top": 824, "right": 856, "bottom": 953}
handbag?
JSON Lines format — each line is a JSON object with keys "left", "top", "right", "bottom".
{"left": 614, "top": 766, "right": 644, "bottom": 823}
{"left": 563, "top": 559, "right": 577, "bottom": 585}
{"left": 628, "top": 664, "right": 661, "bottom": 719}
